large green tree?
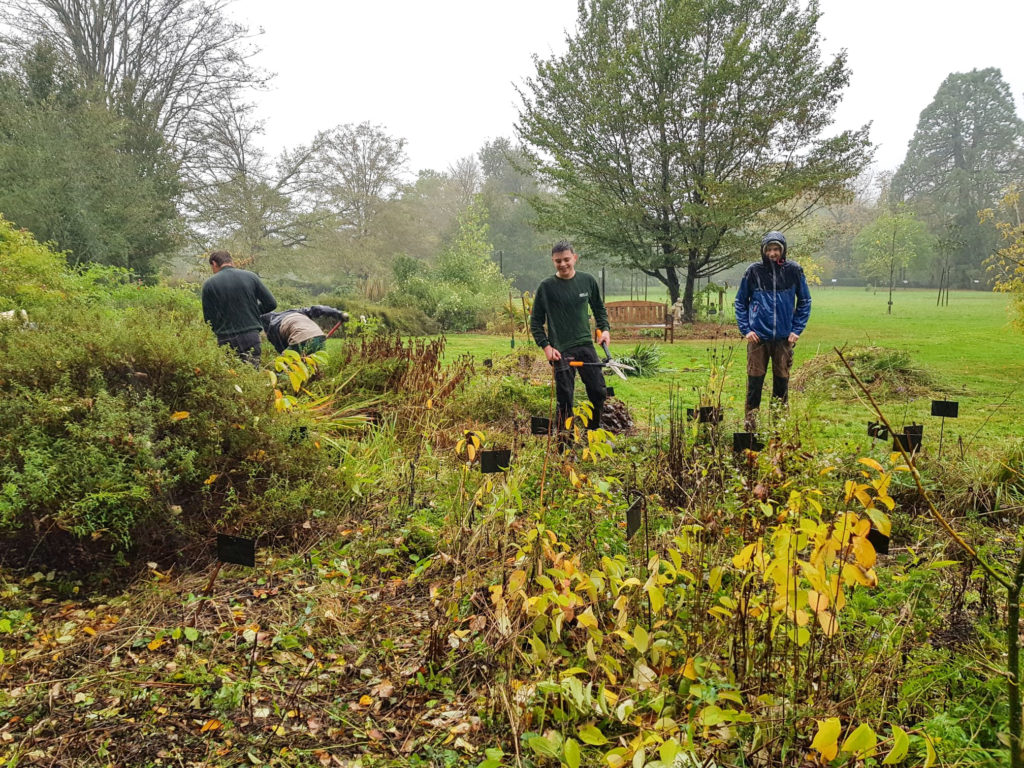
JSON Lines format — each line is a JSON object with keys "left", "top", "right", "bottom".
{"left": 0, "top": 44, "right": 179, "bottom": 278}
{"left": 892, "top": 68, "right": 1024, "bottom": 287}
{"left": 517, "top": 0, "right": 871, "bottom": 319}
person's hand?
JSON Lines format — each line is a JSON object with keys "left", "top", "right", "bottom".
{"left": 544, "top": 345, "right": 561, "bottom": 363}
{"left": 788, "top": 332, "right": 799, "bottom": 344}
{"left": 597, "top": 330, "right": 610, "bottom": 346}
{"left": 744, "top": 331, "right": 760, "bottom": 343}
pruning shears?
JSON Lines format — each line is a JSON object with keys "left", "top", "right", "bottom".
{"left": 325, "top": 312, "right": 350, "bottom": 339}
{"left": 563, "top": 341, "right": 635, "bottom": 380}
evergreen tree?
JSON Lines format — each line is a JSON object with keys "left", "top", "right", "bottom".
{"left": 892, "top": 68, "right": 1024, "bottom": 287}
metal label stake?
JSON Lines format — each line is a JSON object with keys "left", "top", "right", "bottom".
{"left": 931, "top": 400, "right": 959, "bottom": 461}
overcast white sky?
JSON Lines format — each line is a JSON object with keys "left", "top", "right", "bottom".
{"left": 242, "top": 0, "right": 1024, "bottom": 177}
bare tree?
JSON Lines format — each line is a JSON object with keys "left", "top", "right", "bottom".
{"left": 184, "top": 103, "right": 328, "bottom": 261}
{"left": 447, "top": 155, "right": 482, "bottom": 208}
{"left": 318, "top": 122, "right": 407, "bottom": 237}
{"left": 2, "top": 0, "right": 268, "bottom": 162}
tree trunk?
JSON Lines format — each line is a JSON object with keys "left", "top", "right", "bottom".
{"left": 665, "top": 266, "right": 680, "bottom": 305}
{"left": 681, "top": 264, "right": 697, "bottom": 322}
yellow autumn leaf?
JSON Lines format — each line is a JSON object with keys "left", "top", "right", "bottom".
{"left": 842, "top": 563, "right": 878, "bottom": 588}
{"left": 851, "top": 535, "right": 877, "bottom": 569}
{"left": 204, "top": 473, "right": 219, "bottom": 485}
{"left": 733, "top": 542, "right": 757, "bottom": 569}
{"left": 359, "top": 695, "right": 373, "bottom": 707}
{"left": 810, "top": 717, "right": 842, "bottom": 761}
{"left": 816, "top": 609, "right": 839, "bottom": 637}
{"left": 147, "top": 636, "right": 165, "bottom": 651}
{"left": 576, "top": 607, "right": 599, "bottom": 629}
{"left": 82, "top": 626, "right": 97, "bottom": 636}
{"left": 682, "top": 657, "right": 697, "bottom": 681}
{"left": 200, "top": 718, "right": 222, "bottom": 733}
{"left": 858, "top": 457, "right": 884, "bottom": 472}
{"left": 807, "top": 590, "right": 829, "bottom": 613}
{"left": 467, "top": 444, "right": 476, "bottom": 462}
{"left": 170, "top": 411, "right": 190, "bottom": 422}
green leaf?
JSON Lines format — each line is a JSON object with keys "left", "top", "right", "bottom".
{"left": 476, "top": 748, "right": 504, "bottom": 768}
{"left": 577, "top": 724, "right": 608, "bottom": 746}
{"left": 883, "top": 725, "right": 910, "bottom": 764}
{"left": 528, "top": 736, "right": 559, "bottom": 759}
{"left": 841, "top": 723, "right": 877, "bottom": 757}
{"left": 184, "top": 627, "right": 199, "bottom": 642}
{"left": 632, "top": 624, "right": 649, "bottom": 654}
{"left": 923, "top": 733, "right": 937, "bottom": 768}
{"left": 563, "top": 737, "right": 581, "bottom": 768}
{"left": 646, "top": 584, "right": 665, "bottom": 614}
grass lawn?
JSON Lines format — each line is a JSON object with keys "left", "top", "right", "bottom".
{"left": 439, "top": 288, "right": 1024, "bottom": 451}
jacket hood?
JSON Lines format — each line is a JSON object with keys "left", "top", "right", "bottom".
{"left": 761, "top": 231, "right": 788, "bottom": 264}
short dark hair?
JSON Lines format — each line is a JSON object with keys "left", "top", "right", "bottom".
{"left": 208, "top": 250, "right": 233, "bottom": 267}
{"left": 551, "top": 240, "right": 574, "bottom": 256}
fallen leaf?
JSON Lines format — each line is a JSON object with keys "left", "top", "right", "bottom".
{"left": 359, "top": 695, "right": 373, "bottom": 707}
{"left": 170, "top": 411, "right": 190, "bottom": 422}
{"left": 200, "top": 719, "right": 222, "bottom": 733}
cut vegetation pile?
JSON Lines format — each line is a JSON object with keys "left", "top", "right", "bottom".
{"left": 792, "top": 344, "right": 935, "bottom": 397}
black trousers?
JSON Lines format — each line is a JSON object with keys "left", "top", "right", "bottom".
{"left": 217, "top": 330, "right": 262, "bottom": 367}
{"left": 554, "top": 345, "right": 607, "bottom": 429}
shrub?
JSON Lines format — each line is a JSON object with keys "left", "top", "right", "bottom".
{"left": 0, "top": 225, "right": 347, "bottom": 569}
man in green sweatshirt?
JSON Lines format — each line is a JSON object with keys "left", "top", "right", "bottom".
{"left": 201, "top": 251, "right": 277, "bottom": 366}
{"left": 530, "top": 241, "right": 610, "bottom": 429}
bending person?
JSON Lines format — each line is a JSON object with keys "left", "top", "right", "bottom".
{"left": 261, "top": 305, "right": 349, "bottom": 356}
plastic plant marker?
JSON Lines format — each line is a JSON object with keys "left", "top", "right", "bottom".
{"left": 733, "top": 432, "right": 764, "bottom": 452}
{"left": 531, "top": 416, "right": 551, "bottom": 435}
{"left": 625, "top": 498, "right": 642, "bottom": 541}
{"left": 931, "top": 400, "right": 958, "bottom": 418}
{"left": 866, "top": 526, "right": 890, "bottom": 555}
{"left": 480, "top": 449, "right": 512, "bottom": 473}
{"left": 217, "top": 534, "right": 256, "bottom": 567}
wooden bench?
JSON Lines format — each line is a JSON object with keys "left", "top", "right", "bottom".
{"left": 604, "top": 300, "right": 673, "bottom": 343}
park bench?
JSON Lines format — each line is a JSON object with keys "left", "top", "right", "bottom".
{"left": 604, "top": 300, "right": 673, "bottom": 342}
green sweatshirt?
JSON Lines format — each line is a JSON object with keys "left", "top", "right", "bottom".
{"left": 201, "top": 267, "right": 277, "bottom": 338}
{"left": 530, "top": 271, "right": 609, "bottom": 352}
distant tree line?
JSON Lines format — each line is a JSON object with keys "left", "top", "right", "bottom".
{"left": 0, "top": 0, "right": 1022, "bottom": 325}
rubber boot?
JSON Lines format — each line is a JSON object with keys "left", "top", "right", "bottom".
{"left": 744, "top": 375, "right": 764, "bottom": 432}
{"left": 772, "top": 376, "right": 789, "bottom": 403}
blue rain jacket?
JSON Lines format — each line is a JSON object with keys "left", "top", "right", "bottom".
{"left": 734, "top": 234, "right": 811, "bottom": 341}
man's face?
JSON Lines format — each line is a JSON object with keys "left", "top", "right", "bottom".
{"left": 552, "top": 249, "right": 578, "bottom": 278}
{"left": 764, "top": 243, "right": 784, "bottom": 263}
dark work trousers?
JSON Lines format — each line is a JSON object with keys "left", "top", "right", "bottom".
{"left": 745, "top": 339, "right": 793, "bottom": 412}
{"left": 554, "top": 345, "right": 607, "bottom": 429}
{"left": 218, "top": 330, "right": 262, "bottom": 367}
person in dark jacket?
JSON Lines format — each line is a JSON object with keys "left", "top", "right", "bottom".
{"left": 734, "top": 231, "right": 811, "bottom": 431}
{"left": 261, "top": 306, "right": 348, "bottom": 355}
{"left": 530, "top": 240, "right": 610, "bottom": 430}
{"left": 201, "top": 251, "right": 277, "bottom": 366}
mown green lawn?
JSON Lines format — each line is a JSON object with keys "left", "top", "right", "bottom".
{"left": 440, "top": 288, "right": 1023, "bottom": 450}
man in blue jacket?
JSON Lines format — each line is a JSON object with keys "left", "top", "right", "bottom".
{"left": 734, "top": 231, "right": 811, "bottom": 431}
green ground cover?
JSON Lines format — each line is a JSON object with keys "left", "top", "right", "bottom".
{"left": 439, "top": 288, "right": 1023, "bottom": 447}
